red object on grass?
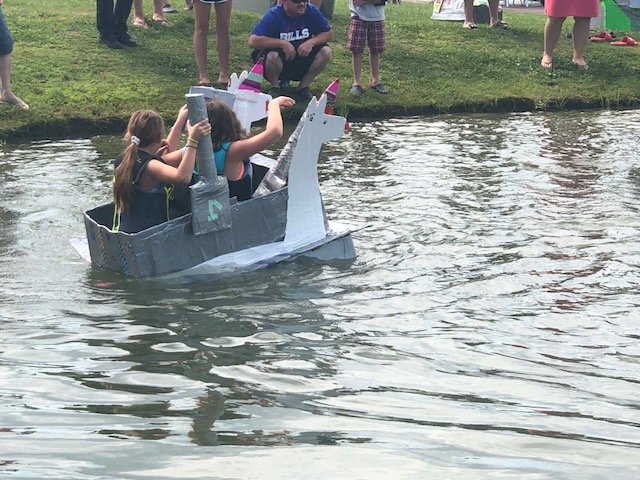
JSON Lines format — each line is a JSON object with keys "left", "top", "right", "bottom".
{"left": 611, "top": 35, "right": 638, "bottom": 46}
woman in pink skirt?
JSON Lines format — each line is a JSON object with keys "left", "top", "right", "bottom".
{"left": 541, "top": 0, "right": 600, "bottom": 70}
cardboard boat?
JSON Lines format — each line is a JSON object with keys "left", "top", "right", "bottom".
{"left": 72, "top": 71, "right": 357, "bottom": 279}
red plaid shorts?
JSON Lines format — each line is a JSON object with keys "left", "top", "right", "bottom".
{"left": 347, "top": 16, "right": 385, "bottom": 54}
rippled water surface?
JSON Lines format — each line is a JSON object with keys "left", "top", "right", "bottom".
{"left": 1, "top": 110, "right": 639, "bottom": 479}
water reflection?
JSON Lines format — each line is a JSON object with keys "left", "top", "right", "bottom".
{"left": 1, "top": 110, "right": 639, "bottom": 479}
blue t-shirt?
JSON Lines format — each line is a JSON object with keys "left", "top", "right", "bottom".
{"left": 251, "top": 5, "right": 331, "bottom": 49}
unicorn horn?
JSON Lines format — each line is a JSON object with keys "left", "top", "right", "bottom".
{"left": 239, "top": 57, "right": 264, "bottom": 93}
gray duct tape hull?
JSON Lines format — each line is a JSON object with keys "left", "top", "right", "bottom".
{"left": 84, "top": 188, "right": 288, "bottom": 278}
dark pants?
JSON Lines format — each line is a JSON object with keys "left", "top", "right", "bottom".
{"left": 96, "top": 0, "right": 133, "bottom": 39}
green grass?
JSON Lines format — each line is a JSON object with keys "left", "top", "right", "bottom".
{"left": 1, "top": 0, "right": 639, "bottom": 141}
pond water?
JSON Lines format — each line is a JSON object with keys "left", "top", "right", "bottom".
{"left": 1, "top": 109, "right": 639, "bottom": 479}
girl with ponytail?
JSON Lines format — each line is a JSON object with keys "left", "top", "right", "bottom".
{"left": 112, "top": 107, "right": 211, "bottom": 233}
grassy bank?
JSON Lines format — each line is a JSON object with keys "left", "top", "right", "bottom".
{"left": 1, "top": 0, "right": 639, "bottom": 141}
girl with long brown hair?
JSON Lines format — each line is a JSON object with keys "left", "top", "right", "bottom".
{"left": 206, "top": 95, "right": 295, "bottom": 200}
{"left": 112, "top": 108, "right": 210, "bottom": 233}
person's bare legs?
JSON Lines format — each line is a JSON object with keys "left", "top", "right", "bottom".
{"left": 193, "top": 0, "right": 212, "bottom": 85}
{"left": 297, "top": 46, "right": 331, "bottom": 90}
{"left": 132, "top": 0, "right": 148, "bottom": 27}
{"left": 488, "top": 0, "right": 501, "bottom": 26}
{"left": 542, "top": 16, "right": 566, "bottom": 69}
{"left": 369, "top": 51, "right": 381, "bottom": 87}
{"left": 463, "top": 0, "right": 475, "bottom": 28}
{"left": 213, "top": 0, "right": 231, "bottom": 85}
{"left": 352, "top": 50, "right": 363, "bottom": 87}
{"left": 0, "top": 54, "right": 28, "bottom": 109}
{"left": 263, "top": 51, "right": 284, "bottom": 87}
{"left": 571, "top": 16, "right": 591, "bottom": 68}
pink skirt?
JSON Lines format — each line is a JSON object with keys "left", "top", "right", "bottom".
{"left": 545, "top": 0, "right": 600, "bottom": 17}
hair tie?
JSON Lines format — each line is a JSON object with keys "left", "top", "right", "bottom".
{"left": 130, "top": 135, "right": 141, "bottom": 146}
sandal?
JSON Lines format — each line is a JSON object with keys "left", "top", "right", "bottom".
{"left": 540, "top": 59, "right": 553, "bottom": 71}
{"left": 463, "top": 22, "right": 477, "bottom": 30}
{"left": 350, "top": 84, "right": 365, "bottom": 97}
{"left": 370, "top": 83, "right": 389, "bottom": 94}
{"left": 132, "top": 17, "right": 148, "bottom": 28}
{"left": 153, "top": 18, "right": 171, "bottom": 27}
{"left": 491, "top": 20, "right": 509, "bottom": 30}
{"left": 572, "top": 59, "right": 589, "bottom": 70}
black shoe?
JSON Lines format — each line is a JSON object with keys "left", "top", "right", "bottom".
{"left": 116, "top": 32, "right": 138, "bottom": 47}
{"left": 295, "top": 87, "right": 313, "bottom": 103}
{"left": 268, "top": 86, "right": 283, "bottom": 98}
{"left": 100, "top": 35, "right": 124, "bottom": 49}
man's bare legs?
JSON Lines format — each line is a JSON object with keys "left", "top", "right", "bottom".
{"left": 264, "top": 50, "right": 284, "bottom": 87}
{"left": 297, "top": 46, "right": 331, "bottom": 90}
{"left": 0, "top": 54, "right": 28, "bottom": 109}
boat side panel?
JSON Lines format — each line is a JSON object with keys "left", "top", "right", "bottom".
{"left": 84, "top": 188, "right": 289, "bottom": 278}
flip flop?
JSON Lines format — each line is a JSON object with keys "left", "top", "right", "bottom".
{"left": 590, "top": 31, "right": 613, "bottom": 42}
{"left": 132, "top": 18, "right": 148, "bottom": 28}
{"left": 463, "top": 23, "right": 477, "bottom": 29}
{"left": 611, "top": 35, "right": 638, "bottom": 46}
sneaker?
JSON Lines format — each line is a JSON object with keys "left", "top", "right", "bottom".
{"left": 370, "top": 83, "right": 388, "bottom": 94}
{"left": 268, "top": 86, "right": 283, "bottom": 98}
{"left": 163, "top": 3, "right": 177, "bottom": 13}
{"left": 279, "top": 79, "right": 290, "bottom": 89}
{"left": 100, "top": 35, "right": 124, "bottom": 49}
{"left": 295, "top": 87, "right": 313, "bottom": 103}
{"left": 116, "top": 32, "right": 137, "bottom": 47}
{"left": 350, "top": 84, "right": 364, "bottom": 97}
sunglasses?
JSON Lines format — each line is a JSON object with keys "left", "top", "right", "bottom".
{"left": 290, "top": 0, "right": 309, "bottom": 4}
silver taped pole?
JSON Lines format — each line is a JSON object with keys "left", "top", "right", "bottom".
{"left": 185, "top": 93, "right": 218, "bottom": 182}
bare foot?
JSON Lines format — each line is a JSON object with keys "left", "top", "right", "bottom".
{"left": 0, "top": 92, "right": 29, "bottom": 109}
{"left": 572, "top": 58, "right": 588, "bottom": 70}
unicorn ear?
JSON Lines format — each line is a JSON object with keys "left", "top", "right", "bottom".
{"left": 228, "top": 72, "right": 241, "bottom": 92}
{"left": 311, "top": 94, "right": 327, "bottom": 113}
